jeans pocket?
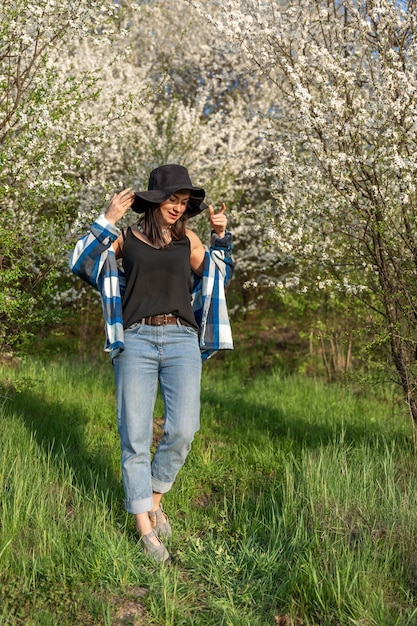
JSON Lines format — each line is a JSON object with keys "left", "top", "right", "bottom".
{"left": 180, "top": 324, "right": 199, "bottom": 337}
{"left": 125, "top": 322, "right": 144, "bottom": 334}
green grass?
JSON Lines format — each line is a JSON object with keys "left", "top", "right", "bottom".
{"left": 1, "top": 353, "right": 417, "bottom": 625}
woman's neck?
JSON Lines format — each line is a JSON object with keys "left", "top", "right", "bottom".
{"left": 138, "top": 220, "right": 172, "bottom": 245}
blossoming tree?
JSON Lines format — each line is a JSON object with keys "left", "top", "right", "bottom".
{"left": 0, "top": 0, "right": 147, "bottom": 350}
{"left": 186, "top": 0, "right": 417, "bottom": 423}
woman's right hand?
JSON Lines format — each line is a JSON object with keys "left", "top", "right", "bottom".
{"left": 105, "top": 188, "right": 135, "bottom": 224}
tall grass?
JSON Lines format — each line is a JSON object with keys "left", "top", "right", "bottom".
{"left": 1, "top": 353, "right": 417, "bottom": 625}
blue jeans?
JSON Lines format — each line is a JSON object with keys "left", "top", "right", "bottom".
{"left": 113, "top": 322, "right": 202, "bottom": 514}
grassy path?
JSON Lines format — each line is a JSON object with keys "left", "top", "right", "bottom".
{"left": 1, "top": 355, "right": 417, "bottom": 625}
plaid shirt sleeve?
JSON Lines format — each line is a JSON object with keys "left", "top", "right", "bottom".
{"left": 69, "top": 215, "right": 121, "bottom": 288}
{"left": 69, "top": 215, "right": 125, "bottom": 356}
{"left": 192, "top": 230, "right": 234, "bottom": 361}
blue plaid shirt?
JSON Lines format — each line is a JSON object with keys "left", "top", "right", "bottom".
{"left": 69, "top": 215, "right": 234, "bottom": 360}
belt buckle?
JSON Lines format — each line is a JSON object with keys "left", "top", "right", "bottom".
{"left": 155, "top": 314, "right": 167, "bottom": 326}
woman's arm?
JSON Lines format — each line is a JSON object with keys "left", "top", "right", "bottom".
{"left": 189, "top": 203, "right": 228, "bottom": 275}
{"left": 106, "top": 188, "right": 135, "bottom": 259}
{"left": 69, "top": 188, "right": 134, "bottom": 284}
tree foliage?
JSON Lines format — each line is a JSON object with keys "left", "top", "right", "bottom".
{"left": 187, "top": 0, "right": 417, "bottom": 421}
{"left": 0, "top": 0, "right": 145, "bottom": 350}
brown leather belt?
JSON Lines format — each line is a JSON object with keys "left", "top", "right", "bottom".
{"left": 141, "top": 314, "right": 178, "bottom": 326}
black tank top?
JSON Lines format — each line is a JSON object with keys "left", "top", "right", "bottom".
{"left": 121, "top": 228, "right": 197, "bottom": 330}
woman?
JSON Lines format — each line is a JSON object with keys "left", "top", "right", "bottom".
{"left": 70, "top": 164, "right": 233, "bottom": 564}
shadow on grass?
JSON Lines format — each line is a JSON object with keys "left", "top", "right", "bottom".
{"left": 5, "top": 383, "right": 125, "bottom": 521}
{"left": 200, "top": 376, "right": 412, "bottom": 452}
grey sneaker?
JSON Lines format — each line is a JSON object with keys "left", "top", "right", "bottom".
{"left": 141, "top": 530, "right": 170, "bottom": 565}
{"left": 148, "top": 504, "right": 172, "bottom": 540}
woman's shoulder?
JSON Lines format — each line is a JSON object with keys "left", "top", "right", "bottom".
{"left": 185, "top": 227, "right": 203, "bottom": 247}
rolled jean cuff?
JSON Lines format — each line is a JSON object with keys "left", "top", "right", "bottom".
{"left": 152, "top": 476, "right": 173, "bottom": 494}
{"left": 125, "top": 496, "right": 154, "bottom": 515}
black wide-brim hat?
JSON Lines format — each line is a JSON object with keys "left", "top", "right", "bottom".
{"left": 132, "top": 164, "right": 207, "bottom": 218}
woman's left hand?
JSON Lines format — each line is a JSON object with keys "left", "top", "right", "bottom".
{"left": 209, "top": 203, "right": 227, "bottom": 238}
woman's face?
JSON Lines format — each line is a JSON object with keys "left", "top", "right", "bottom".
{"left": 158, "top": 191, "right": 190, "bottom": 228}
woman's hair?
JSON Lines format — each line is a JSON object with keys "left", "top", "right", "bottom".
{"left": 141, "top": 206, "right": 188, "bottom": 248}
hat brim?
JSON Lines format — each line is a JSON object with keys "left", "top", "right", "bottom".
{"left": 132, "top": 187, "right": 207, "bottom": 218}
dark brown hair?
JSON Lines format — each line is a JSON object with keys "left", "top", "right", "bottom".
{"left": 141, "top": 206, "right": 188, "bottom": 248}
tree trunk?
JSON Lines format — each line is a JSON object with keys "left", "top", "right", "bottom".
{"left": 390, "top": 334, "right": 417, "bottom": 430}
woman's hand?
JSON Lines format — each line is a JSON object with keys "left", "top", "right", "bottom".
{"left": 209, "top": 203, "right": 227, "bottom": 238}
{"left": 105, "top": 188, "right": 135, "bottom": 225}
